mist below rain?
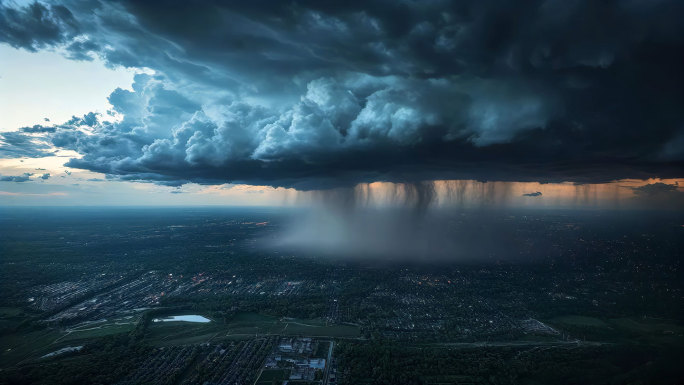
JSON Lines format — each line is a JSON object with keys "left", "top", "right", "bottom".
{"left": 265, "top": 179, "right": 683, "bottom": 262}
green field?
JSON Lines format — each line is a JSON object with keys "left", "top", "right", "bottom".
{"left": 255, "top": 369, "right": 290, "bottom": 385}
{"left": 1, "top": 312, "right": 358, "bottom": 365}
{"left": 608, "top": 317, "right": 684, "bottom": 345}
{"left": 59, "top": 318, "right": 139, "bottom": 342}
{"left": 0, "top": 307, "right": 24, "bottom": 318}
{"left": 0, "top": 328, "right": 64, "bottom": 367}
{"left": 144, "top": 312, "right": 360, "bottom": 346}
{"left": 313, "top": 340, "right": 331, "bottom": 358}
{"left": 145, "top": 324, "right": 221, "bottom": 346}
{"left": 0, "top": 315, "right": 142, "bottom": 367}
{"left": 281, "top": 321, "right": 358, "bottom": 337}
{"left": 548, "top": 314, "right": 683, "bottom": 336}
{"left": 0, "top": 307, "right": 30, "bottom": 333}
{"left": 610, "top": 317, "right": 684, "bottom": 334}
{"left": 546, "top": 314, "right": 684, "bottom": 345}
{"left": 548, "top": 315, "right": 610, "bottom": 328}
{"left": 224, "top": 312, "right": 359, "bottom": 338}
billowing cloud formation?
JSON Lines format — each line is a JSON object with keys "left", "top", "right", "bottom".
{"left": 0, "top": 1, "right": 78, "bottom": 52}
{"left": 1, "top": 0, "right": 683, "bottom": 189}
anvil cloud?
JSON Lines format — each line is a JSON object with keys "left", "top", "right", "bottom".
{"left": 1, "top": 0, "right": 683, "bottom": 189}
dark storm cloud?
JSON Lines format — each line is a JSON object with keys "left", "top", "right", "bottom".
{"left": 631, "top": 182, "right": 684, "bottom": 208}
{"left": 0, "top": 1, "right": 78, "bottom": 51}
{"left": 0, "top": 131, "right": 54, "bottom": 158}
{"left": 1, "top": 0, "right": 683, "bottom": 188}
{"left": 20, "top": 124, "right": 56, "bottom": 133}
{"left": 633, "top": 182, "right": 677, "bottom": 195}
{"left": 0, "top": 172, "right": 33, "bottom": 182}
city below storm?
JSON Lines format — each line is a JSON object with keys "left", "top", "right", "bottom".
{"left": 0, "top": 0, "right": 683, "bottom": 384}
{"left": 0, "top": 207, "right": 681, "bottom": 384}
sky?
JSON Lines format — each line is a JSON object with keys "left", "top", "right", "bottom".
{"left": 0, "top": 0, "right": 682, "bottom": 208}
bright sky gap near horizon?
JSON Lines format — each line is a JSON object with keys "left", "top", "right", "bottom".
{"left": 0, "top": 0, "right": 682, "bottom": 207}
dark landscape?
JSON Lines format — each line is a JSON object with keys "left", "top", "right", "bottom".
{"left": 1, "top": 207, "right": 682, "bottom": 384}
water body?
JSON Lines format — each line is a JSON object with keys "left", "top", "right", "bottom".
{"left": 153, "top": 315, "right": 211, "bottom": 323}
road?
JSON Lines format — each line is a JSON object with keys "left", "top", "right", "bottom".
{"left": 323, "top": 340, "right": 335, "bottom": 385}
{"left": 429, "top": 340, "right": 608, "bottom": 348}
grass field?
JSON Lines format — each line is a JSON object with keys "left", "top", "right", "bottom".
{"left": 546, "top": 314, "right": 684, "bottom": 345}
{"left": 0, "top": 315, "right": 142, "bottom": 367}
{"left": 224, "top": 312, "right": 360, "bottom": 338}
{"left": 280, "top": 321, "right": 359, "bottom": 337}
{"left": 0, "top": 307, "right": 24, "bottom": 318}
{"left": 59, "top": 319, "right": 138, "bottom": 342}
{"left": 144, "top": 321, "right": 221, "bottom": 346}
{"left": 548, "top": 314, "right": 683, "bottom": 334}
{"left": 0, "top": 307, "right": 29, "bottom": 332}
{"left": 0, "top": 328, "right": 63, "bottom": 367}
{"left": 144, "top": 312, "right": 360, "bottom": 346}
{"left": 608, "top": 317, "right": 684, "bottom": 345}
{"left": 313, "top": 340, "right": 331, "bottom": 358}
{"left": 610, "top": 317, "right": 684, "bottom": 334}
{"left": 255, "top": 369, "right": 290, "bottom": 385}
{"left": 548, "top": 315, "right": 610, "bottom": 328}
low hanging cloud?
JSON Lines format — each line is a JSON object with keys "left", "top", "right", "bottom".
{"left": 522, "top": 191, "right": 542, "bottom": 197}
{"left": 0, "top": 172, "right": 50, "bottom": 182}
{"left": 0, "top": 0, "right": 682, "bottom": 190}
{"left": 631, "top": 182, "right": 684, "bottom": 208}
{"left": 633, "top": 182, "right": 679, "bottom": 196}
{"left": 0, "top": 173, "right": 34, "bottom": 182}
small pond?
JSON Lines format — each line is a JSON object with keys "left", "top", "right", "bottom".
{"left": 153, "top": 315, "right": 211, "bottom": 323}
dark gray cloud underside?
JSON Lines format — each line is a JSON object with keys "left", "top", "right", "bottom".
{"left": 0, "top": 172, "right": 33, "bottom": 182}
{"left": 0, "top": 0, "right": 682, "bottom": 188}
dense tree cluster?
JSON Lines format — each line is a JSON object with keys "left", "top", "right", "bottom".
{"left": 335, "top": 341, "right": 684, "bottom": 385}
